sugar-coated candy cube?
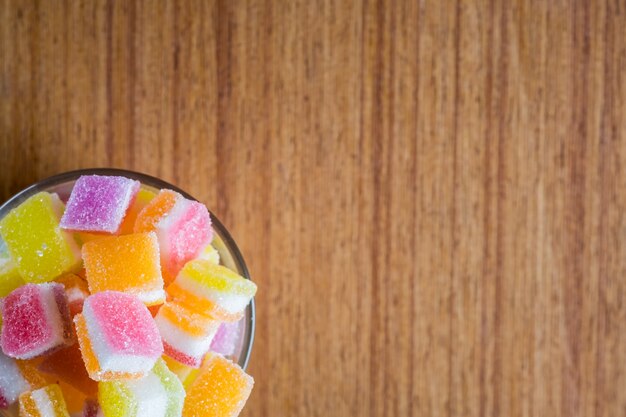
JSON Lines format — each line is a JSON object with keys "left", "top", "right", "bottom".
{"left": 155, "top": 302, "right": 220, "bottom": 368}
{"left": 0, "top": 351, "right": 46, "bottom": 409}
{"left": 155, "top": 198, "right": 212, "bottom": 281}
{"left": 210, "top": 319, "right": 244, "bottom": 357}
{"left": 0, "top": 258, "right": 24, "bottom": 297}
{"left": 118, "top": 189, "right": 156, "bottom": 235}
{"left": 182, "top": 353, "right": 253, "bottom": 417}
{"left": 196, "top": 244, "right": 220, "bottom": 265}
{"left": 0, "top": 238, "right": 25, "bottom": 297}
{"left": 161, "top": 356, "right": 199, "bottom": 390}
{"left": 133, "top": 190, "right": 178, "bottom": 234}
{"left": 153, "top": 359, "right": 186, "bottom": 417}
{"left": 0, "top": 192, "right": 81, "bottom": 283}
{"left": 82, "top": 233, "right": 165, "bottom": 306}
{"left": 167, "top": 260, "right": 257, "bottom": 322}
{"left": 18, "top": 384, "right": 69, "bottom": 417}
{"left": 39, "top": 345, "right": 98, "bottom": 396}
{"left": 135, "top": 190, "right": 213, "bottom": 284}
{"left": 60, "top": 175, "right": 140, "bottom": 234}
{"left": 74, "top": 291, "right": 163, "bottom": 381}
{"left": 55, "top": 274, "right": 90, "bottom": 317}
{"left": 98, "top": 359, "right": 185, "bottom": 417}
{"left": 1, "top": 283, "right": 74, "bottom": 359}
{"left": 0, "top": 257, "right": 24, "bottom": 297}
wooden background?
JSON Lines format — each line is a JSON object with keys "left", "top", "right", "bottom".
{"left": 1, "top": 1, "right": 625, "bottom": 416}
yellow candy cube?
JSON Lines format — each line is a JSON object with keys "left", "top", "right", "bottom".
{"left": 0, "top": 193, "right": 81, "bottom": 283}
{"left": 0, "top": 251, "right": 24, "bottom": 297}
{"left": 167, "top": 261, "right": 257, "bottom": 322}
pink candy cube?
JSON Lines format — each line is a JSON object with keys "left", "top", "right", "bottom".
{"left": 60, "top": 175, "right": 140, "bottom": 234}
{"left": 75, "top": 291, "right": 163, "bottom": 380}
{"left": 135, "top": 191, "right": 213, "bottom": 284}
{"left": 0, "top": 283, "right": 74, "bottom": 359}
{"left": 159, "top": 199, "right": 213, "bottom": 280}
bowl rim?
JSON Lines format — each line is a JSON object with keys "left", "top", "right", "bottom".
{"left": 0, "top": 168, "right": 255, "bottom": 370}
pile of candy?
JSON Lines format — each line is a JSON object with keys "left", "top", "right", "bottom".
{"left": 0, "top": 175, "right": 257, "bottom": 417}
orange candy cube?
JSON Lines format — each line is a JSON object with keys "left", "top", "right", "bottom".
{"left": 18, "top": 384, "right": 69, "bottom": 417}
{"left": 182, "top": 353, "right": 254, "bottom": 417}
{"left": 38, "top": 344, "right": 98, "bottom": 396}
{"left": 133, "top": 190, "right": 178, "bottom": 234}
{"left": 118, "top": 188, "right": 157, "bottom": 235}
{"left": 82, "top": 232, "right": 165, "bottom": 306}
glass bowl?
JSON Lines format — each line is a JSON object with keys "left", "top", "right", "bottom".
{"left": 0, "top": 168, "right": 255, "bottom": 415}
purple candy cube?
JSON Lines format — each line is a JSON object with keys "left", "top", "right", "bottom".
{"left": 60, "top": 175, "right": 140, "bottom": 234}
{"left": 210, "top": 319, "right": 244, "bottom": 357}
{"left": 0, "top": 283, "right": 74, "bottom": 359}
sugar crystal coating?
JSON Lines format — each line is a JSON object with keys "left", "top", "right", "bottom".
{"left": 152, "top": 359, "right": 185, "bottom": 417}
{"left": 18, "top": 384, "right": 70, "bottom": 417}
{"left": 133, "top": 190, "right": 178, "bottom": 234}
{"left": 167, "top": 260, "right": 257, "bottom": 322}
{"left": 156, "top": 199, "right": 212, "bottom": 282}
{"left": 82, "top": 233, "right": 165, "bottom": 306}
{"left": 60, "top": 176, "right": 140, "bottom": 234}
{"left": 0, "top": 351, "right": 45, "bottom": 409}
{"left": 135, "top": 190, "right": 213, "bottom": 284}
{"left": 87, "top": 292, "right": 162, "bottom": 357}
{"left": 74, "top": 291, "right": 163, "bottom": 381}
{"left": 161, "top": 356, "right": 199, "bottom": 390}
{"left": 118, "top": 189, "right": 156, "bottom": 235}
{"left": 1, "top": 283, "right": 74, "bottom": 360}
{"left": 182, "top": 353, "right": 253, "bottom": 417}
{"left": 98, "top": 359, "right": 184, "bottom": 417}
{"left": 155, "top": 302, "right": 220, "bottom": 368}
{"left": 0, "top": 192, "right": 81, "bottom": 283}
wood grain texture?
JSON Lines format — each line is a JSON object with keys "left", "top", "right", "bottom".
{"left": 1, "top": 1, "right": 625, "bottom": 416}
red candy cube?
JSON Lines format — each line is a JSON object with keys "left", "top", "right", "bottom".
{"left": 0, "top": 283, "right": 74, "bottom": 359}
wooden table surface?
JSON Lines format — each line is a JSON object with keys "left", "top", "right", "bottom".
{"left": 1, "top": 1, "right": 625, "bottom": 416}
